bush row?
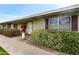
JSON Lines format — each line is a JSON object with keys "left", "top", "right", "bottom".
{"left": 0, "top": 29, "right": 21, "bottom": 37}
{"left": 31, "top": 30, "right": 79, "bottom": 55}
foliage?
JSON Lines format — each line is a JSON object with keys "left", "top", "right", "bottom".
{"left": 31, "top": 30, "right": 79, "bottom": 55}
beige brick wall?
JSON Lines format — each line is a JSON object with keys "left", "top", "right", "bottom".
{"left": 33, "top": 18, "right": 46, "bottom": 31}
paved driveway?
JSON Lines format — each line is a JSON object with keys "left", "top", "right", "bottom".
{"left": 0, "top": 35, "right": 54, "bottom": 55}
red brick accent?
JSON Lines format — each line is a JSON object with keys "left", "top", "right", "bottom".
{"left": 71, "top": 15, "right": 78, "bottom": 31}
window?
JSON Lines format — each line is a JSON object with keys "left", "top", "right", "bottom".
{"left": 48, "top": 16, "right": 71, "bottom": 31}
{"left": 49, "top": 18, "right": 58, "bottom": 24}
{"left": 48, "top": 17, "right": 58, "bottom": 30}
{"left": 59, "top": 16, "right": 71, "bottom": 31}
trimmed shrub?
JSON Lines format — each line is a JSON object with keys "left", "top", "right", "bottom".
{"left": 60, "top": 31, "right": 79, "bottom": 54}
{"left": 31, "top": 30, "right": 79, "bottom": 55}
{"left": 0, "top": 29, "right": 21, "bottom": 37}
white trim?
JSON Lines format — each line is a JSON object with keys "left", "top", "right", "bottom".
{"left": 57, "top": 17, "right": 59, "bottom": 30}
{"left": 78, "top": 14, "right": 79, "bottom": 32}
{"left": 70, "top": 16, "right": 72, "bottom": 32}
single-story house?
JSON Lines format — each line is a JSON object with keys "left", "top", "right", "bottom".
{"left": 0, "top": 4, "right": 79, "bottom": 34}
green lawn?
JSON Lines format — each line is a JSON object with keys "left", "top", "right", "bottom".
{"left": 0, "top": 47, "right": 9, "bottom": 55}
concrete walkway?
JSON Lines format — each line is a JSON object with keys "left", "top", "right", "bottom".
{"left": 0, "top": 34, "right": 55, "bottom": 55}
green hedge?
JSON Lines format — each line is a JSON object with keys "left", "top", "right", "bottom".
{"left": 31, "top": 30, "right": 79, "bottom": 55}
{"left": 0, "top": 29, "right": 21, "bottom": 37}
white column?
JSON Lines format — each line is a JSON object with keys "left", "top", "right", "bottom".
{"left": 6, "top": 24, "right": 8, "bottom": 29}
{"left": 11, "top": 24, "right": 14, "bottom": 29}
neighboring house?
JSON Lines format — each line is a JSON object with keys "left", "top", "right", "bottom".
{"left": 0, "top": 4, "right": 79, "bottom": 34}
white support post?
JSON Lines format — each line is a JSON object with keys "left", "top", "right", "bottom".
{"left": 6, "top": 24, "right": 8, "bottom": 29}
{"left": 11, "top": 24, "right": 14, "bottom": 29}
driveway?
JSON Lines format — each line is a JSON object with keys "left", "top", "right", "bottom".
{"left": 0, "top": 34, "right": 55, "bottom": 55}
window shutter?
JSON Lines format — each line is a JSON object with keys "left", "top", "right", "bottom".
{"left": 45, "top": 19, "right": 48, "bottom": 29}
{"left": 71, "top": 15, "right": 78, "bottom": 31}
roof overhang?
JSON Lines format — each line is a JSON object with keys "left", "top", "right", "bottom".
{"left": 0, "top": 4, "right": 79, "bottom": 24}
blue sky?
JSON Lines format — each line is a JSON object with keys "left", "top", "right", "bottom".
{"left": 0, "top": 4, "right": 73, "bottom": 22}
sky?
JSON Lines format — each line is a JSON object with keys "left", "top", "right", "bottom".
{"left": 0, "top": 4, "right": 78, "bottom": 23}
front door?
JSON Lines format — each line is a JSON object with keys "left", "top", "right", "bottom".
{"left": 27, "top": 22, "right": 33, "bottom": 34}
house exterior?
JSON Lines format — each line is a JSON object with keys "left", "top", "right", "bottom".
{"left": 0, "top": 4, "right": 79, "bottom": 34}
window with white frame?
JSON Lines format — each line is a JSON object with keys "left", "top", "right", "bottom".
{"left": 59, "top": 16, "right": 71, "bottom": 31}
{"left": 48, "top": 16, "right": 71, "bottom": 31}
{"left": 48, "top": 17, "right": 59, "bottom": 30}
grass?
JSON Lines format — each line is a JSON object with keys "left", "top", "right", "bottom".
{"left": 0, "top": 47, "right": 9, "bottom": 55}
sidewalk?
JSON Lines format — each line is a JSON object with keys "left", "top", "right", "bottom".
{"left": 0, "top": 34, "right": 54, "bottom": 55}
